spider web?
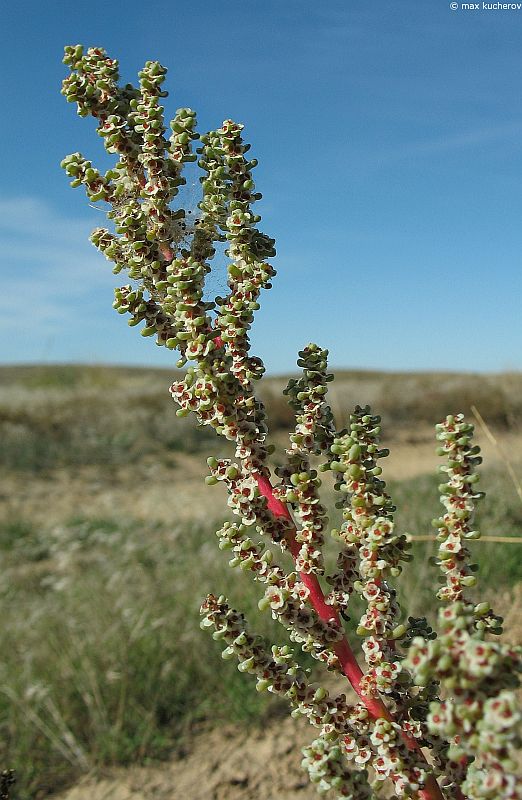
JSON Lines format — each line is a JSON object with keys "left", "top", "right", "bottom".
{"left": 174, "top": 161, "right": 229, "bottom": 306}
{"left": 88, "top": 159, "right": 230, "bottom": 305}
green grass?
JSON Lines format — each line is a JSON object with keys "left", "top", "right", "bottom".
{"left": 0, "top": 514, "right": 293, "bottom": 798}
{"left": 1, "top": 461, "right": 520, "bottom": 798}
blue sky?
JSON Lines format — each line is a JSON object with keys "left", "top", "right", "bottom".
{"left": 1, "top": 0, "right": 521, "bottom": 374}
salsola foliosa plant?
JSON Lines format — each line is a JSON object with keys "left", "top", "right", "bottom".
{"left": 61, "top": 45, "right": 521, "bottom": 800}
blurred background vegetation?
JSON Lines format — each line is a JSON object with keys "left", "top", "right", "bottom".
{"left": 1, "top": 365, "right": 521, "bottom": 798}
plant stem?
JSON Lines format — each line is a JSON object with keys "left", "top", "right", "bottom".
{"left": 255, "top": 472, "right": 446, "bottom": 800}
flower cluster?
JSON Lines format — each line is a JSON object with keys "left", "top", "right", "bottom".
{"left": 272, "top": 345, "right": 337, "bottom": 575}
{"left": 206, "top": 458, "right": 290, "bottom": 539}
{"left": 406, "top": 416, "right": 522, "bottom": 800}
{"left": 324, "top": 407, "right": 414, "bottom": 707}
{"left": 326, "top": 407, "right": 406, "bottom": 615}
{"left": 201, "top": 595, "right": 353, "bottom": 731}
{"left": 302, "top": 736, "right": 373, "bottom": 799}
{"left": 432, "top": 415, "right": 485, "bottom": 606}
{"left": 215, "top": 520, "right": 342, "bottom": 667}
{"left": 201, "top": 595, "right": 429, "bottom": 796}
{"left": 273, "top": 458, "right": 328, "bottom": 576}
{"left": 369, "top": 718, "right": 427, "bottom": 796}
{"left": 198, "top": 119, "right": 276, "bottom": 386}
{"left": 63, "top": 46, "right": 521, "bottom": 800}
{"left": 283, "top": 344, "right": 337, "bottom": 456}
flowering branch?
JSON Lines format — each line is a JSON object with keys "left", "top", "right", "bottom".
{"left": 61, "top": 46, "right": 521, "bottom": 800}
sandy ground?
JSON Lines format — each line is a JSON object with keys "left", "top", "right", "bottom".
{"left": 58, "top": 717, "right": 319, "bottom": 800}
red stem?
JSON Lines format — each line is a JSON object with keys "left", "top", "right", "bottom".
{"left": 255, "top": 472, "right": 445, "bottom": 800}
{"left": 159, "top": 243, "right": 174, "bottom": 262}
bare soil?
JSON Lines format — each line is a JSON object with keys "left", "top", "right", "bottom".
{"left": 58, "top": 717, "right": 318, "bottom": 800}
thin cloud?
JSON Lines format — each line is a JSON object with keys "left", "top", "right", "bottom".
{"left": 361, "top": 121, "right": 522, "bottom": 170}
{"left": 0, "top": 196, "right": 116, "bottom": 342}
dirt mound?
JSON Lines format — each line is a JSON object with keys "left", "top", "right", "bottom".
{"left": 58, "top": 717, "right": 318, "bottom": 800}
